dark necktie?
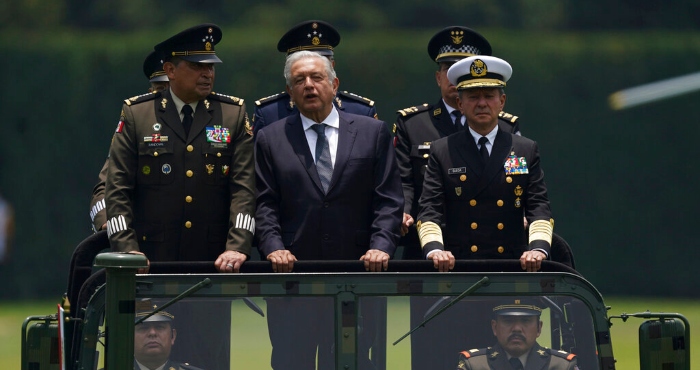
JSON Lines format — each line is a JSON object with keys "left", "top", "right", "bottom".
{"left": 181, "top": 104, "right": 193, "bottom": 136}
{"left": 312, "top": 124, "right": 333, "bottom": 193}
{"left": 478, "top": 136, "right": 490, "bottom": 164}
{"left": 452, "top": 110, "right": 463, "bottom": 130}
{"left": 509, "top": 357, "right": 524, "bottom": 370}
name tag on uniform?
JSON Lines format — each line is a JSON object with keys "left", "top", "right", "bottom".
{"left": 418, "top": 144, "right": 431, "bottom": 150}
{"left": 448, "top": 167, "right": 466, "bottom": 174}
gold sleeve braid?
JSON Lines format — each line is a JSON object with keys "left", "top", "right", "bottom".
{"left": 417, "top": 221, "right": 444, "bottom": 249}
{"left": 528, "top": 219, "right": 553, "bottom": 245}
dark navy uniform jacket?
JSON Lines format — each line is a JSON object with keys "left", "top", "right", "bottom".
{"left": 417, "top": 129, "right": 551, "bottom": 259}
{"left": 393, "top": 99, "right": 520, "bottom": 259}
{"left": 252, "top": 90, "right": 377, "bottom": 137}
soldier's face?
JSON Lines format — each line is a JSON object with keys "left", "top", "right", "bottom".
{"left": 286, "top": 57, "right": 339, "bottom": 119}
{"left": 491, "top": 315, "right": 542, "bottom": 357}
{"left": 165, "top": 60, "right": 215, "bottom": 103}
{"left": 436, "top": 62, "right": 458, "bottom": 107}
{"left": 458, "top": 88, "right": 505, "bottom": 131}
{"left": 134, "top": 321, "right": 176, "bottom": 364}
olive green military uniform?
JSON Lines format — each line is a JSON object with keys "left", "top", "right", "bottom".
{"left": 456, "top": 344, "right": 578, "bottom": 370}
{"left": 133, "top": 359, "right": 204, "bottom": 370}
{"left": 393, "top": 100, "right": 520, "bottom": 259}
{"left": 105, "top": 89, "right": 255, "bottom": 261}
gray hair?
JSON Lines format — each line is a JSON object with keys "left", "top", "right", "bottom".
{"left": 284, "top": 50, "right": 337, "bottom": 88}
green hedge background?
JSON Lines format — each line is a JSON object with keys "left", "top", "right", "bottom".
{"left": 2, "top": 26, "right": 699, "bottom": 299}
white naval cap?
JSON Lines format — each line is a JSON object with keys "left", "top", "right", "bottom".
{"left": 447, "top": 55, "right": 512, "bottom": 90}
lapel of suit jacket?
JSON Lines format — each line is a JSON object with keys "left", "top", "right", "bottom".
{"left": 474, "top": 129, "right": 513, "bottom": 196}
{"left": 187, "top": 98, "right": 213, "bottom": 143}
{"left": 432, "top": 99, "right": 459, "bottom": 137}
{"left": 328, "top": 111, "right": 358, "bottom": 194}
{"left": 287, "top": 113, "right": 325, "bottom": 193}
{"left": 158, "top": 90, "right": 187, "bottom": 142}
{"left": 451, "top": 131, "right": 482, "bottom": 181}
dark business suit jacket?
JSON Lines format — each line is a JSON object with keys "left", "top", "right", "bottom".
{"left": 255, "top": 110, "right": 403, "bottom": 260}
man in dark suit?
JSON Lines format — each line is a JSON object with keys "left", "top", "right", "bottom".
{"left": 418, "top": 55, "right": 553, "bottom": 272}
{"left": 252, "top": 20, "right": 377, "bottom": 138}
{"left": 255, "top": 50, "right": 403, "bottom": 369}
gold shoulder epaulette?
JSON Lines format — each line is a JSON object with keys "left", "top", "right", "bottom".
{"left": 124, "top": 91, "right": 159, "bottom": 106}
{"left": 255, "top": 91, "right": 288, "bottom": 106}
{"left": 397, "top": 104, "right": 430, "bottom": 117}
{"left": 337, "top": 91, "right": 375, "bottom": 107}
{"left": 498, "top": 110, "right": 519, "bottom": 123}
{"left": 210, "top": 92, "right": 244, "bottom": 106}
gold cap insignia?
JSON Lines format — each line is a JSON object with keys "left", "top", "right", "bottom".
{"left": 451, "top": 30, "right": 464, "bottom": 44}
{"left": 470, "top": 59, "right": 487, "bottom": 77}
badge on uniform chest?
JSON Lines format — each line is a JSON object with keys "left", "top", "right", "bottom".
{"left": 504, "top": 153, "right": 528, "bottom": 175}
{"left": 206, "top": 125, "right": 231, "bottom": 143}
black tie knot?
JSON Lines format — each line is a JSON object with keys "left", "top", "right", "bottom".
{"left": 181, "top": 105, "right": 194, "bottom": 136}
{"left": 509, "top": 357, "right": 524, "bottom": 370}
{"left": 452, "top": 110, "right": 464, "bottom": 130}
{"left": 478, "top": 136, "right": 489, "bottom": 164}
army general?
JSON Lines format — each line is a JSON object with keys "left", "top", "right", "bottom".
{"left": 105, "top": 24, "right": 255, "bottom": 273}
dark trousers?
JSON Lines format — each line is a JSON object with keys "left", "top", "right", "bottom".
{"left": 266, "top": 297, "right": 377, "bottom": 370}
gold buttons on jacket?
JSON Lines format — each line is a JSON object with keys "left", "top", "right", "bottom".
{"left": 470, "top": 245, "right": 478, "bottom": 253}
{"left": 460, "top": 175, "right": 467, "bottom": 181}
{"left": 506, "top": 176, "right": 512, "bottom": 183}
{"left": 497, "top": 200, "right": 504, "bottom": 207}
{"left": 423, "top": 154, "right": 429, "bottom": 158}
{"left": 469, "top": 199, "right": 477, "bottom": 206}
{"left": 187, "top": 145, "right": 194, "bottom": 152}
{"left": 217, "top": 152, "right": 222, "bottom": 157}
{"left": 497, "top": 246, "right": 504, "bottom": 253}
{"left": 153, "top": 151, "right": 159, "bottom": 157}
{"left": 185, "top": 196, "right": 193, "bottom": 203}
{"left": 497, "top": 223, "right": 504, "bottom": 230}
{"left": 185, "top": 221, "right": 192, "bottom": 228}
{"left": 186, "top": 170, "right": 194, "bottom": 177}
{"left": 470, "top": 222, "right": 478, "bottom": 230}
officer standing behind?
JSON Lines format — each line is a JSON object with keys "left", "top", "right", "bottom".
{"left": 394, "top": 26, "right": 521, "bottom": 261}
{"left": 456, "top": 299, "right": 578, "bottom": 370}
{"left": 252, "top": 20, "right": 377, "bottom": 137}
{"left": 105, "top": 23, "right": 255, "bottom": 272}
{"left": 418, "top": 55, "right": 553, "bottom": 272}
{"left": 89, "top": 50, "right": 169, "bottom": 232}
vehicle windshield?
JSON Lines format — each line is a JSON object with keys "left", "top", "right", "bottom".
{"left": 82, "top": 262, "right": 605, "bottom": 370}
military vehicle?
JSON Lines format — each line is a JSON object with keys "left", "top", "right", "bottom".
{"left": 21, "top": 232, "right": 689, "bottom": 369}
